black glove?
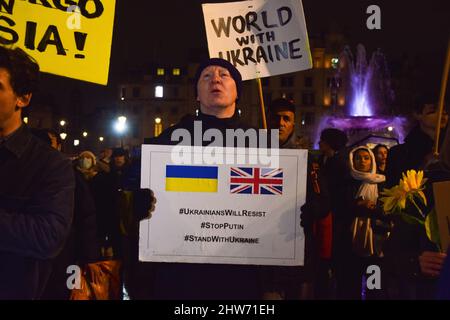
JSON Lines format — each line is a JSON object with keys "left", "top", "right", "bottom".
{"left": 133, "top": 188, "right": 156, "bottom": 220}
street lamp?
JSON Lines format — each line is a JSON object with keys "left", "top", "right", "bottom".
{"left": 60, "top": 132, "right": 67, "bottom": 140}
{"left": 82, "top": 131, "right": 88, "bottom": 138}
{"left": 74, "top": 139, "right": 80, "bottom": 146}
{"left": 114, "top": 116, "right": 127, "bottom": 147}
{"left": 99, "top": 136, "right": 104, "bottom": 142}
{"left": 60, "top": 120, "right": 66, "bottom": 127}
{"left": 154, "top": 117, "right": 162, "bottom": 137}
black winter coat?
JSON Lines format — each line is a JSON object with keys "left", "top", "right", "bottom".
{"left": 0, "top": 126, "right": 74, "bottom": 299}
{"left": 383, "top": 126, "right": 449, "bottom": 299}
{"left": 41, "top": 169, "right": 101, "bottom": 299}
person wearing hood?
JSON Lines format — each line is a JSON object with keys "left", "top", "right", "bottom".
{"left": 339, "top": 146, "right": 389, "bottom": 299}
{"left": 76, "top": 150, "right": 98, "bottom": 180}
{"left": 348, "top": 146, "right": 386, "bottom": 212}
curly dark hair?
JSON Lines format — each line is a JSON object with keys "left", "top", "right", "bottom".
{"left": 0, "top": 46, "right": 39, "bottom": 96}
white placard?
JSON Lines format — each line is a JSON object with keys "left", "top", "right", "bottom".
{"left": 139, "top": 145, "right": 307, "bottom": 266}
{"left": 202, "top": 0, "right": 312, "bottom": 81}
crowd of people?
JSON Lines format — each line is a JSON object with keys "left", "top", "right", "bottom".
{"left": 1, "top": 47, "right": 449, "bottom": 300}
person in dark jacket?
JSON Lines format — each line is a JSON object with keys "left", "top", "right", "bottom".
{"left": 372, "top": 144, "right": 389, "bottom": 175}
{"left": 94, "top": 147, "right": 132, "bottom": 259}
{"left": 384, "top": 100, "right": 448, "bottom": 299}
{"left": 140, "top": 58, "right": 263, "bottom": 300}
{"left": 261, "top": 98, "right": 329, "bottom": 300}
{"left": 437, "top": 247, "right": 450, "bottom": 300}
{"left": 317, "top": 128, "right": 354, "bottom": 299}
{"left": 0, "top": 47, "right": 74, "bottom": 299}
{"left": 386, "top": 102, "right": 448, "bottom": 187}
{"left": 27, "top": 134, "right": 101, "bottom": 300}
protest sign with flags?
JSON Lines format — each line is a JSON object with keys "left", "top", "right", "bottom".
{"left": 139, "top": 145, "right": 307, "bottom": 266}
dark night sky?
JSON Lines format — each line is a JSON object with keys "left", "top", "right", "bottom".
{"left": 37, "top": 0, "right": 450, "bottom": 114}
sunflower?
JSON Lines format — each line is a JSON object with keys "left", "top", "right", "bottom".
{"left": 380, "top": 170, "right": 427, "bottom": 214}
{"left": 380, "top": 185, "right": 406, "bottom": 212}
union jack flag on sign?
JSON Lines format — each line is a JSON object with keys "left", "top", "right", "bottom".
{"left": 230, "top": 167, "right": 283, "bottom": 195}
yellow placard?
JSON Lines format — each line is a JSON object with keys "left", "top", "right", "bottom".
{"left": 0, "top": 0, "right": 116, "bottom": 85}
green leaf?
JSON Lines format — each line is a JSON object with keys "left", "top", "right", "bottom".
{"left": 413, "top": 191, "right": 425, "bottom": 206}
{"left": 425, "top": 208, "right": 441, "bottom": 250}
{"left": 399, "top": 212, "right": 425, "bottom": 226}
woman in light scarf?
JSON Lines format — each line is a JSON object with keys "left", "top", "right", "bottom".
{"left": 347, "top": 146, "right": 391, "bottom": 299}
{"left": 349, "top": 146, "right": 386, "bottom": 206}
{"left": 348, "top": 146, "right": 388, "bottom": 256}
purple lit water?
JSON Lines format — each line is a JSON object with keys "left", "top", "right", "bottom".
{"left": 313, "top": 45, "right": 405, "bottom": 148}
{"left": 341, "top": 44, "right": 394, "bottom": 117}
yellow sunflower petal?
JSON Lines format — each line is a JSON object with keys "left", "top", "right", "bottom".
{"left": 416, "top": 170, "right": 424, "bottom": 188}
{"left": 400, "top": 180, "right": 410, "bottom": 193}
{"left": 381, "top": 187, "right": 395, "bottom": 196}
{"left": 407, "top": 170, "right": 418, "bottom": 189}
{"left": 399, "top": 195, "right": 407, "bottom": 210}
{"left": 382, "top": 197, "right": 396, "bottom": 213}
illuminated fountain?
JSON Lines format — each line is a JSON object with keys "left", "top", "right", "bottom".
{"left": 316, "top": 44, "right": 407, "bottom": 147}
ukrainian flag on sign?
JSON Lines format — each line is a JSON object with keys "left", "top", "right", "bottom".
{"left": 165, "top": 165, "right": 218, "bottom": 192}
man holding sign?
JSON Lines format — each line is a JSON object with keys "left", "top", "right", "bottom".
{"left": 141, "top": 58, "right": 263, "bottom": 299}
{"left": 135, "top": 0, "right": 313, "bottom": 300}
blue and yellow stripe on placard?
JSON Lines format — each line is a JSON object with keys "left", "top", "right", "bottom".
{"left": 165, "top": 165, "right": 218, "bottom": 192}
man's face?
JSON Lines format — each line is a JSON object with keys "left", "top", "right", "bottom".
{"left": 415, "top": 104, "right": 449, "bottom": 131}
{"left": 197, "top": 65, "right": 237, "bottom": 117}
{"left": 0, "top": 68, "right": 30, "bottom": 134}
{"left": 113, "top": 155, "right": 126, "bottom": 168}
{"left": 270, "top": 110, "right": 295, "bottom": 145}
{"left": 101, "top": 148, "right": 112, "bottom": 159}
{"left": 374, "top": 146, "right": 388, "bottom": 167}
{"left": 319, "top": 140, "right": 331, "bottom": 155}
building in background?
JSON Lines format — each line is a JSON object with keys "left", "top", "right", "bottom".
{"left": 117, "top": 32, "right": 348, "bottom": 148}
{"left": 30, "top": 31, "right": 418, "bottom": 153}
